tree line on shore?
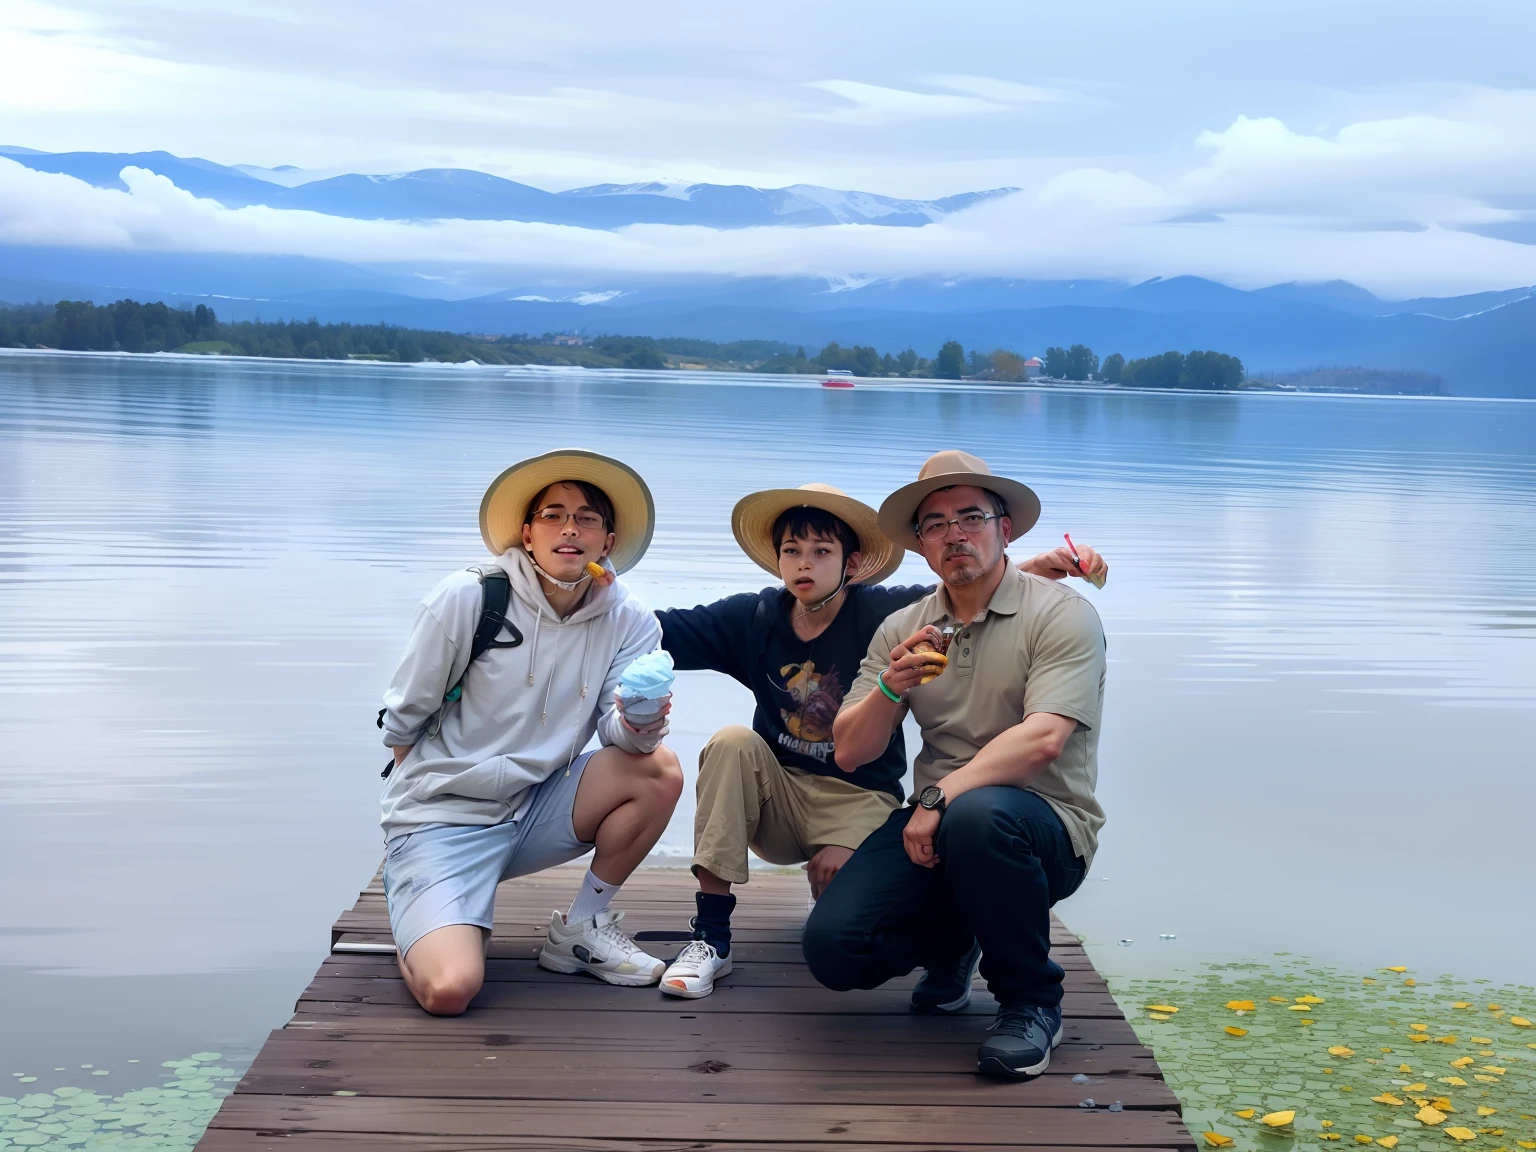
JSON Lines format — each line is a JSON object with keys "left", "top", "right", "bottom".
{"left": 0, "top": 299, "right": 1246, "bottom": 389}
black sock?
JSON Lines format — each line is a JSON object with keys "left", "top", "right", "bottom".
{"left": 693, "top": 891, "right": 736, "bottom": 958}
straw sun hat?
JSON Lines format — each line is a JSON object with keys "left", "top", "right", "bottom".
{"left": 876, "top": 450, "right": 1041, "bottom": 554}
{"left": 479, "top": 449, "right": 656, "bottom": 574}
{"left": 731, "top": 483, "right": 903, "bottom": 586}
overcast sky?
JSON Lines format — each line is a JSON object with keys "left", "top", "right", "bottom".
{"left": 3, "top": 0, "right": 1535, "bottom": 295}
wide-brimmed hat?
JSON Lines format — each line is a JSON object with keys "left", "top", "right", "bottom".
{"left": 877, "top": 450, "right": 1041, "bottom": 553}
{"left": 732, "top": 483, "right": 903, "bottom": 585}
{"left": 479, "top": 449, "right": 655, "bottom": 574}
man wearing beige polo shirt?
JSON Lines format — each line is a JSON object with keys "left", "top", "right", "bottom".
{"left": 802, "top": 450, "right": 1106, "bottom": 1080}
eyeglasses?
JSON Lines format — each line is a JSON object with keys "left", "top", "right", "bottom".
{"left": 534, "top": 508, "right": 607, "bottom": 532}
{"left": 916, "top": 513, "right": 1000, "bottom": 543}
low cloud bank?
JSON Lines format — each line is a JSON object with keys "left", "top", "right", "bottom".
{"left": 4, "top": 97, "right": 1536, "bottom": 298}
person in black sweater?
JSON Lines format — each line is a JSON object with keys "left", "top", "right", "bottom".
{"left": 651, "top": 483, "right": 1106, "bottom": 999}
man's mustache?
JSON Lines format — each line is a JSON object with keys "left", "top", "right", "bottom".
{"left": 943, "top": 543, "right": 980, "bottom": 561}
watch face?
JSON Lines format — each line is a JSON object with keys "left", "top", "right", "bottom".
{"left": 920, "top": 785, "right": 943, "bottom": 809}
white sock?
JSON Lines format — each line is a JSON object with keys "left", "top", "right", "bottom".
{"left": 566, "top": 867, "right": 620, "bottom": 923}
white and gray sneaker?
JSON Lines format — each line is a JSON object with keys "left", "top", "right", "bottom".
{"left": 659, "top": 939, "right": 732, "bottom": 999}
{"left": 538, "top": 909, "right": 665, "bottom": 986}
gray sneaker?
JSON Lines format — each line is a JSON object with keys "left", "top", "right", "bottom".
{"left": 910, "top": 940, "right": 982, "bottom": 1014}
{"left": 976, "top": 1003, "right": 1064, "bottom": 1079}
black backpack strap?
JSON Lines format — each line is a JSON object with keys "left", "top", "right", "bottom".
{"left": 469, "top": 570, "right": 521, "bottom": 663}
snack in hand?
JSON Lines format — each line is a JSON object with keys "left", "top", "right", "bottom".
{"left": 910, "top": 624, "right": 957, "bottom": 685}
{"left": 585, "top": 561, "right": 607, "bottom": 580}
{"left": 618, "top": 650, "right": 674, "bottom": 720}
{"left": 1064, "top": 533, "right": 1107, "bottom": 589}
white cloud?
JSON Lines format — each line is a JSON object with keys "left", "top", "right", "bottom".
{"left": 804, "top": 80, "right": 1004, "bottom": 125}
{"left": 4, "top": 152, "right": 1535, "bottom": 297}
{"left": 927, "top": 75, "right": 1072, "bottom": 105}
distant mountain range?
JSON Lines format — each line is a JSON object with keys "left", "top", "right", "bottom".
{"left": 2, "top": 147, "right": 1533, "bottom": 396}
{"left": 0, "top": 147, "right": 1013, "bottom": 228}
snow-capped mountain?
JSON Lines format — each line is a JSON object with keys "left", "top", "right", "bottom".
{"left": 0, "top": 147, "right": 1016, "bottom": 229}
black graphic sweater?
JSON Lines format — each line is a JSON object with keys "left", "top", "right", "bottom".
{"left": 658, "top": 583, "right": 929, "bottom": 800}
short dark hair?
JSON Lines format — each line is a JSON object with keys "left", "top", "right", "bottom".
{"left": 772, "top": 506, "right": 859, "bottom": 562}
{"left": 525, "top": 480, "right": 616, "bottom": 532}
{"left": 912, "top": 485, "right": 1007, "bottom": 529}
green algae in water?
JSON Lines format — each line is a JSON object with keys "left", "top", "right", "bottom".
{"left": 0, "top": 1051, "right": 240, "bottom": 1150}
{"left": 1107, "top": 959, "right": 1536, "bottom": 1150}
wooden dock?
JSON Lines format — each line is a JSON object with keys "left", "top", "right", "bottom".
{"left": 197, "top": 865, "right": 1193, "bottom": 1151}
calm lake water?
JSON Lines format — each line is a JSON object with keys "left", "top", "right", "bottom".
{"left": 2, "top": 352, "right": 1533, "bottom": 1086}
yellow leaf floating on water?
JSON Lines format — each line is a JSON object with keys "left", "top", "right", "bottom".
{"left": 1418, "top": 1106, "right": 1447, "bottom": 1125}
{"left": 1487, "top": 1004, "right": 1502, "bottom": 1011}
{"left": 1355, "top": 1137, "right": 1374, "bottom": 1145}
{"left": 1477, "top": 1107, "right": 1497, "bottom": 1117}
{"left": 1227, "top": 1000, "right": 1256, "bottom": 1011}
{"left": 1261, "top": 1110, "right": 1297, "bottom": 1127}
{"left": 1297, "top": 995, "right": 1326, "bottom": 1005}
{"left": 1302, "top": 1019, "right": 1316, "bottom": 1026}
{"left": 1399, "top": 1064, "right": 1413, "bottom": 1073}
{"left": 1147, "top": 1004, "right": 1179, "bottom": 1013}
{"left": 1149, "top": 1012, "right": 1171, "bottom": 1021}
{"left": 1440, "top": 1076, "right": 1469, "bottom": 1087}
{"left": 1234, "top": 1109, "right": 1256, "bottom": 1119}
{"left": 1202, "top": 1133, "right": 1235, "bottom": 1148}
{"left": 1454, "top": 1002, "right": 1474, "bottom": 1009}
{"left": 1373, "top": 1094, "right": 1405, "bottom": 1106}
{"left": 1271, "top": 996, "right": 1292, "bottom": 1002}
{"left": 1386, "top": 967, "right": 1409, "bottom": 973}
{"left": 1322, "top": 1121, "right": 1335, "bottom": 1128}
{"left": 1411, "top": 1024, "right": 1431, "bottom": 1032}
{"left": 1405, "top": 1083, "right": 1428, "bottom": 1092}
{"left": 1412, "top": 1035, "right": 1432, "bottom": 1043}
{"left": 1330, "top": 1046, "right": 1356, "bottom": 1057}
{"left": 1470, "top": 1037, "right": 1493, "bottom": 1045}
{"left": 1518, "top": 1143, "right": 1536, "bottom": 1149}
{"left": 1225, "top": 1026, "right": 1249, "bottom": 1037}
{"left": 1511, "top": 1017, "right": 1533, "bottom": 1028}
{"left": 1444, "top": 1128, "right": 1476, "bottom": 1143}
{"left": 1435, "top": 1036, "right": 1460, "bottom": 1044}
{"left": 1482, "top": 1066, "right": 1506, "bottom": 1074}
{"left": 1321, "top": 1136, "right": 1342, "bottom": 1143}
{"left": 1431, "top": 1097, "right": 1455, "bottom": 1112}
{"left": 1452, "top": 1057, "right": 1475, "bottom": 1068}
{"left": 1363, "top": 978, "right": 1377, "bottom": 985}
{"left": 1405, "top": 979, "right": 1418, "bottom": 986}
{"left": 1290, "top": 1004, "right": 1313, "bottom": 1011}
{"left": 1473, "top": 1075, "right": 1499, "bottom": 1083}
{"left": 1377, "top": 1138, "right": 1399, "bottom": 1149}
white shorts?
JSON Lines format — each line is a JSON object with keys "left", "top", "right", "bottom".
{"left": 382, "top": 750, "right": 595, "bottom": 958}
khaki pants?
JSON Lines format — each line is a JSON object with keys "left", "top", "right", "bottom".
{"left": 693, "top": 725, "right": 900, "bottom": 885}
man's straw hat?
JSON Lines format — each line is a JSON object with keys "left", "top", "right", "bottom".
{"left": 732, "top": 483, "right": 903, "bottom": 585}
{"left": 877, "top": 450, "right": 1041, "bottom": 553}
{"left": 479, "top": 449, "right": 655, "bottom": 573}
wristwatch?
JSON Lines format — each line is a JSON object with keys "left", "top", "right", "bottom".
{"left": 917, "top": 784, "right": 947, "bottom": 813}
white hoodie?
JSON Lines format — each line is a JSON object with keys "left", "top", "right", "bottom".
{"left": 378, "top": 548, "right": 664, "bottom": 840}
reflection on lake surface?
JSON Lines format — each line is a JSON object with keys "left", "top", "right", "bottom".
{"left": 2, "top": 352, "right": 1533, "bottom": 1080}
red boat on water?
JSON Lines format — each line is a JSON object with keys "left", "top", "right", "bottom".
{"left": 821, "top": 372, "right": 855, "bottom": 389}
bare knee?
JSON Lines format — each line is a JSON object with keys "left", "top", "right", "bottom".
{"left": 411, "top": 966, "right": 481, "bottom": 1016}
{"left": 644, "top": 744, "right": 684, "bottom": 810}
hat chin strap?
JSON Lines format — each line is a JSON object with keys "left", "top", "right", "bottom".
{"left": 804, "top": 571, "right": 849, "bottom": 613}
{"left": 526, "top": 547, "right": 594, "bottom": 592}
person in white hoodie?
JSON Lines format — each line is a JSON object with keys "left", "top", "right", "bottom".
{"left": 378, "top": 450, "right": 683, "bottom": 1016}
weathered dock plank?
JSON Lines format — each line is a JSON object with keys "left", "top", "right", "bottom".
{"left": 198, "top": 865, "right": 1192, "bottom": 1151}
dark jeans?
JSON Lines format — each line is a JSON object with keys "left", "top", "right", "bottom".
{"left": 802, "top": 786, "right": 1086, "bottom": 1008}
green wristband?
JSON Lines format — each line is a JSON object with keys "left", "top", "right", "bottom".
{"left": 877, "top": 670, "right": 904, "bottom": 704}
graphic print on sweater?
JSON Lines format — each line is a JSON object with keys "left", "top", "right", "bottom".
{"left": 773, "top": 660, "right": 844, "bottom": 760}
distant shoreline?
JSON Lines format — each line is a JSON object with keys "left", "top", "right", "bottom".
{"left": 2, "top": 345, "right": 1522, "bottom": 402}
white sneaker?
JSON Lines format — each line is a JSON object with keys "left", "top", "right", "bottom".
{"left": 659, "top": 939, "right": 732, "bottom": 999}
{"left": 538, "top": 908, "right": 665, "bottom": 986}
